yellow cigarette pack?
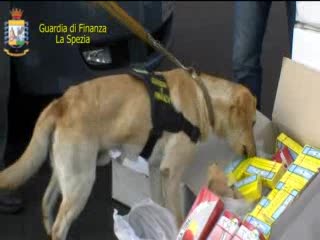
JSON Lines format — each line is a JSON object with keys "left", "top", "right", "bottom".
{"left": 234, "top": 175, "right": 262, "bottom": 202}
{"left": 287, "top": 163, "right": 318, "bottom": 183}
{"left": 245, "top": 213, "right": 273, "bottom": 240}
{"left": 264, "top": 189, "right": 278, "bottom": 201}
{"left": 294, "top": 159, "right": 319, "bottom": 173}
{"left": 274, "top": 160, "right": 317, "bottom": 196}
{"left": 244, "top": 157, "right": 286, "bottom": 189}
{"left": 275, "top": 133, "right": 303, "bottom": 161}
{"left": 262, "top": 188, "right": 299, "bottom": 224}
{"left": 295, "top": 145, "right": 320, "bottom": 168}
{"left": 275, "top": 172, "right": 307, "bottom": 193}
{"left": 250, "top": 197, "right": 270, "bottom": 215}
{"left": 224, "top": 157, "right": 250, "bottom": 185}
{"left": 244, "top": 197, "right": 275, "bottom": 240}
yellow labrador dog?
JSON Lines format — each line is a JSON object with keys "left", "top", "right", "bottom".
{"left": 0, "top": 68, "right": 256, "bottom": 240}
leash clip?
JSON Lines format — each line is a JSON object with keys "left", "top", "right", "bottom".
{"left": 185, "top": 66, "right": 200, "bottom": 80}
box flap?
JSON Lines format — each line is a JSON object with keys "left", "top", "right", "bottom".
{"left": 272, "top": 57, "right": 320, "bottom": 148}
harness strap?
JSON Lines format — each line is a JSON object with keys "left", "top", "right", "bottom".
{"left": 178, "top": 112, "right": 201, "bottom": 143}
{"left": 130, "top": 67, "right": 201, "bottom": 160}
{"left": 140, "top": 129, "right": 163, "bottom": 159}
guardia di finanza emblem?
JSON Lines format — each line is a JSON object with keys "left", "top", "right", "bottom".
{"left": 4, "top": 8, "right": 29, "bottom": 57}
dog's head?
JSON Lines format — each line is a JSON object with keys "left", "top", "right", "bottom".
{"left": 201, "top": 74, "right": 257, "bottom": 157}
{"left": 224, "top": 86, "right": 257, "bottom": 157}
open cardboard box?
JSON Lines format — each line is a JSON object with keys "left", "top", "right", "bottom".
{"left": 183, "top": 57, "right": 320, "bottom": 239}
{"left": 113, "top": 57, "right": 320, "bottom": 239}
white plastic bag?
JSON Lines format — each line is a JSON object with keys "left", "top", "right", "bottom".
{"left": 114, "top": 199, "right": 178, "bottom": 240}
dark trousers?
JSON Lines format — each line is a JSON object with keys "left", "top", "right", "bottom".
{"left": 0, "top": 54, "right": 10, "bottom": 171}
{"left": 0, "top": 2, "right": 10, "bottom": 170}
{"left": 232, "top": 1, "right": 296, "bottom": 109}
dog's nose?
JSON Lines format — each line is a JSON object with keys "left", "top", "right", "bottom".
{"left": 242, "top": 145, "right": 248, "bottom": 157}
{"left": 243, "top": 144, "right": 256, "bottom": 157}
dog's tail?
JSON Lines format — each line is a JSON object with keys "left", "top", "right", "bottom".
{"left": 0, "top": 99, "right": 62, "bottom": 190}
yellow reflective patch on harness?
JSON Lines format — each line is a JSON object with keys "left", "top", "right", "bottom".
{"left": 151, "top": 76, "right": 172, "bottom": 104}
{"left": 154, "top": 89, "right": 171, "bottom": 104}
{"left": 151, "top": 77, "right": 168, "bottom": 88}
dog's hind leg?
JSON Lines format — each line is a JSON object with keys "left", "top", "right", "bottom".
{"left": 42, "top": 172, "right": 60, "bottom": 236}
{"left": 50, "top": 131, "right": 97, "bottom": 240}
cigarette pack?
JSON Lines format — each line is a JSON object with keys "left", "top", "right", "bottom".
{"left": 232, "top": 221, "right": 266, "bottom": 240}
{"left": 234, "top": 175, "right": 262, "bottom": 202}
{"left": 251, "top": 197, "right": 270, "bottom": 214}
{"left": 177, "top": 187, "right": 224, "bottom": 240}
{"left": 225, "top": 157, "right": 250, "bottom": 186}
{"left": 287, "top": 162, "right": 318, "bottom": 183}
{"left": 275, "top": 133, "right": 303, "bottom": 161}
{"left": 275, "top": 172, "right": 307, "bottom": 193}
{"left": 272, "top": 146, "right": 293, "bottom": 168}
{"left": 244, "top": 214, "right": 272, "bottom": 240}
{"left": 295, "top": 145, "right": 320, "bottom": 168}
{"left": 206, "top": 210, "right": 241, "bottom": 240}
{"left": 243, "top": 157, "right": 286, "bottom": 189}
{"left": 276, "top": 162, "right": 318, "bottom": 193}
{"left": 262, "top": 188, "right": 298, "bottom": 224}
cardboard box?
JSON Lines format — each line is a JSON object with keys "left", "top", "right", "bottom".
{"left": 184, "top": 58, "right": 320, "bottom": 240}
{"left": 207, "top": 210, "right": 241, "bottom": 240}
{"left": 177, "top": 187, "right": 224, "bottom": 240}
{"left": 232, "top": 221, "right": 266, "bottom": 240}
{"left": 112, "top": 159, "right": 151, "bottom": 207}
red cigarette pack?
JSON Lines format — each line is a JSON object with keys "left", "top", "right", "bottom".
{"left": 232, "top": 221, "right": 265, "bottom": 240}
{"left": 176, "top": 187, "right": 224, "bottom": 240}
{"left": 206, "top": 210, "right": 241, "bottom": 240}
{"left": 272, "top": 146, "right": 293, "bottom": 168}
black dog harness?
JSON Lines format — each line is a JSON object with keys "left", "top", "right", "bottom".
{"left": 130, "top": 67, "right": 201, "bottom": 160}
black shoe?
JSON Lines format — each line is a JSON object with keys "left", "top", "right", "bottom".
{"left": 0, "top": 191, "right": 24, "bottom": 214}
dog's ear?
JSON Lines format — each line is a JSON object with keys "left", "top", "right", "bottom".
{"left": 229, "top": 94, "right": 242, "bottom": 116}
{"left": 230, "top": 89, "right": 253, "bottom": 112}
{"left": 253, "top": 95, "right": 257, "bottom": 109}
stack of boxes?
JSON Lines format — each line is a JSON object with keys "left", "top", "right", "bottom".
{"left": 228, "top": 133, "right": 320, "bottom": 239}
{"left": 176, "top": 187, "right": 225, "bottom": 240}
{"left": 177, "top": 132, "right": 320, "bottom": 239}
